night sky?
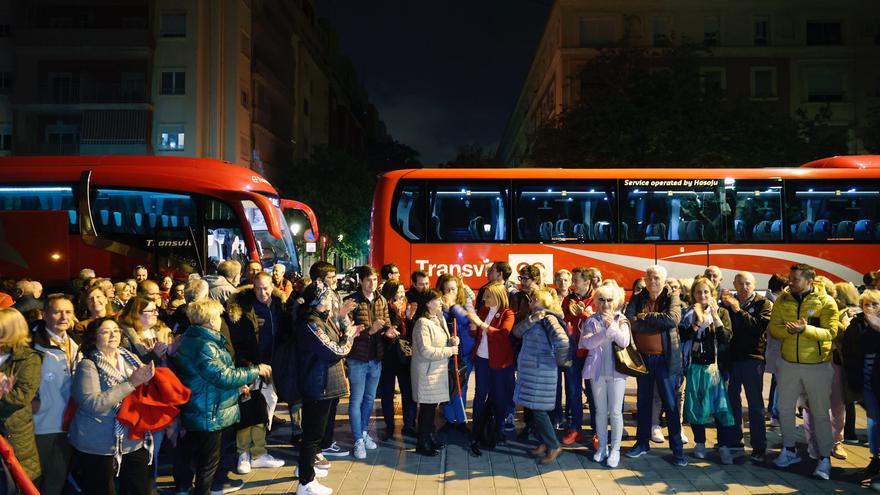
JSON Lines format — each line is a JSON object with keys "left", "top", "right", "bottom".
{"left": 319, "top": 0, "right": 552, "bottom": 166}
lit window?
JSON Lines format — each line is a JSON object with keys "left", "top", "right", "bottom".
{"left": 158, "top": 125, "right": 185, "bottom": 151}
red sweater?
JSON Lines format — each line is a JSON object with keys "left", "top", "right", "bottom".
{"left": 562, "top": 291, "right": 596, "bottom": 358}
{"left": 470, "top": 306, "right": 515, "bottom": 369}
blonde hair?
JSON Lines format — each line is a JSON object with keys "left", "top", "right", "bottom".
{"left": 0, "top": 308, "right": 31, "bottom": 349}
{"left": 186, "top": 299, "right": 224, "bottom": 326}
{"left": 835, "top": 282, "right": 859, "bottom": 308}
{"left": 815, "top": 276, "right": 836, "bottom": 299}
{"left": 690, "top": 275, "right": 717, "bottom": 302}
{"left": 531, "top": 287, "right": 562, "bottom": 313}
{"left": 484, "top": 282, "right": 509, "bottom": 309}
{"left": 595, "top": 284, "right": 623, "bottom": 308}
{"left": 861, "top": 289, "right": 880, "bottom": 309}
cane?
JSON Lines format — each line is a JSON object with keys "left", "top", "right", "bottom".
{"left": 452, "top": 319, "right": 468, "bottom": 424}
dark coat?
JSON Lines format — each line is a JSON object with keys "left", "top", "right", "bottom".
{"left": 727, "top": 294, "right": 772, "bottom": 362}
{"left": 226, "top": 288, "right": 291, "bottom": 367}
{"left": 0, "top": 346, "right": 41, "bottom": 480}
{"left": 625, "top": 287, "right": 683, "bottom": 376}
{"left": 842, "top": 313, "right": 873, "bottom": 401}
{"left": 298, "top": 311, "right": 352, "bottom": 401}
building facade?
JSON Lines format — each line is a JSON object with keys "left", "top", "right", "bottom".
{"left": 497, "top": 0, "right": 880, "bottom": 165}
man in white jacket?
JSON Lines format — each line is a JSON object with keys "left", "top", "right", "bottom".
{"left": 32, "top": 294, "right": 79, "bottom": 495}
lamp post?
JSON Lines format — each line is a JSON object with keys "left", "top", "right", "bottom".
{"left": 290, "top": 223, "right": 302, "bottom": 271}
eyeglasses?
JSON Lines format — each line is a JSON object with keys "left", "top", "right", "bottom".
{"left": 597, "top": 298, "right": 614, "bottom": 303}
{"left": 518, "top": 276, "right": 532, "bottom": 281}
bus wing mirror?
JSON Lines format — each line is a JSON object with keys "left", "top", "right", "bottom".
{"left": 78, "top": 170, "right": 97, "bottom": 241}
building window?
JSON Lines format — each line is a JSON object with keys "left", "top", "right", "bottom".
{"left": 122, "top": 17, "right": 147, "bottom": 29}
{"left": 751, "top": 67, "right": 777, "bottom": 99}
{"left": 0, "top": 72, "right": 11, "bottom": 92}
{"left": 160, "top": 71, "right": 185, "bottom": 95}
{"left": 158, "top": 125, "right": 185, "bottom": 151}
{"left": 160, "top": 13, "right": 186, "bottom": 38}
{"left": 807, "top": 21, "right": 842, "bottom": 45}
{"left": 754, "top": 16, "right": 770, "bottom": 46}
{"left": 579, "top": 16, "right": 618, "bottom": 46}
{"left": 703, "top": 16, "right": 720, "bottom": 46}
{"left": 121, "top": 72, "right": 146, "bottom": 102}
{"left": 806, "top": 69, "right": 846, "bottom": 102}
{"left": 700, "top": 67, "right": 727, "bottom": 96}
{"left": 652, "top": 15, "right": 671, "bottom": 46}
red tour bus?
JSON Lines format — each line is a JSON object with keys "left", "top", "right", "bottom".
{"left": 369, "top": 155, "right": 880, "bottom": 290}
{"left": 0, "top": 156, "right": 299, "bottom": 286}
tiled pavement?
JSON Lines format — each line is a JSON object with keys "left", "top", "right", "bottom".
{"left": 158, "top": 376, "right": 871, "bottom": 494}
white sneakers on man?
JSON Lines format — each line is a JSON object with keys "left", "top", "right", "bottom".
{"left": 251, "top": 453, "right": 285, "bottom": 469}
{"left": 353, "top": 439, "right": 367, "bottom": 459}
{"left": 296, "top": 479, "right": 333, "bottom": 495}
{"left": 362, "top": 432, "right": 378, "bottom": 450}
{"left": 774, "top": 448, "right": 802, "bottom": 468}
{"left": 650, "top": 425, "right": 665, "bottom": 443}
{"left": 237, "top": 452, "right": 251, "bottom": 474}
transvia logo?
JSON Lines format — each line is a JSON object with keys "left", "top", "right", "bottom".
{"left": 508, "top": 254, "right": 554, "bottom": 285}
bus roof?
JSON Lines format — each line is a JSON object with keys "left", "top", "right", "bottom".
{"left": 382, "top": 155, "right": 880, "bottom": 181}
{"left": 0, "top": 155, "right": 280, "bottom": 198}
{"left": 0, "top": 155, "right": 284, "bottom": 238}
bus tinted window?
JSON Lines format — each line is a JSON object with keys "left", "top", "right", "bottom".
{"left": 394, "top": 182, "right": 424, "bottom": 241}
{"left": 619, "top": 179, "right": 733, "bottom": 242}
{"left": 429, "top": 183, "right": 508, "bottom": 242}
{"left": 205, "top": 198, "right": 237, "bottom": 222}
{"left": 92, "top": 189, "right": 196, "bottom": 235}
{"left": 732, "top": 179, "right": 783, "bottom": 242}
{"left": 0, "top": 186, "right": 76, "bottom": 228}
{"left": 787, "top": 180, "right": 880, "bottom": 242}
{"left": 513, "top": 181, "right": 615, "bottom": 242}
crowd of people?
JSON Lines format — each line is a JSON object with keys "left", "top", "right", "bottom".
{"left": 0, "top": 259, "right": 878, "bottom": 494}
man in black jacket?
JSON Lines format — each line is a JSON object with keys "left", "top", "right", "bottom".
{"left": 721, "top": 271, "right": 773, "bottom": 462}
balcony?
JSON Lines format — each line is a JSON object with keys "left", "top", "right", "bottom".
{"left": 39, "top": 81, "right": 149, "bottom": 105}
{"left": 15, "top": 28, "right": 152, "bottom": 50}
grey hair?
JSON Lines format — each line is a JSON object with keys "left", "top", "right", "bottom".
{"left": 646, "top": 265, "right": 668, "bottom": 280}
{"left": 184, "top": 278, "right": 210, "bottom": 303}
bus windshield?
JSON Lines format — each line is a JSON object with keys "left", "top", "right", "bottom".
{"left": 241, "top": 199, "right": 299, "bottom": 272}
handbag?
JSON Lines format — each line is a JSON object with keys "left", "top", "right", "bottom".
{"left": 395, "top": 338, "right": 412, "bottom": 365}
{"left": 613, "top": 338, "right": 648, "bottom": 377}
{"left": 238, "top": 381, "right": 269, "bottom": 428}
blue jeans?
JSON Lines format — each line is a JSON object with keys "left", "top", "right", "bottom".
{"left": 768, "top": 374, "right": 779, "bottom": 420}
{"left": 444, "top": 354, "right": 474, "bottom": 423}
{"left": 636, "top": 354, "right": 684, "bottom": 458}
{"left": 348, "top": 359, "right": 382, "bottom": 441}
{"left": 472, "top": 357, "right": 515, "bottom": 433}
{"left": 553, "top": 368, "right": 564, "bottom": 424}
{"left": 530, "top": 409, "right": 560, "bottom": 450}
{"left": 728, "top": 359, "right": 767, "bottom": 450}
{"left": 865, "top": 354, "right": 880, "bottom": 455}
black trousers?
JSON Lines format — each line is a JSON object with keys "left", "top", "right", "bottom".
{"left": 300, "top": 398, "right": 334, "bottom": 484}
{"left": 75, "top": 447, "right": 150, "bottom": 495}
{"left": 320, "top": 398, "right": 339, "bottom": 450}
{"left": 174, "top": 430, "right": 222, "bottom": 495}
{"left": 418, "top": 403, "right": 438, "bottom": 436}
{"left": 172, "top": 427, "right": 233, "bottom": 492}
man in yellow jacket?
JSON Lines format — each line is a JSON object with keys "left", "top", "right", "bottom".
{"left": 768, "top": 263, "right": 839, "bottom": 481}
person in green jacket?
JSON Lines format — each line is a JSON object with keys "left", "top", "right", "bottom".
{"left": 170, "top": 299, "right": 271, "bottom": 495}
{"left": 0, "top": 308, "right": 42, "bottom": 481}
{"left": 768, "top": 263, "right": 839, "bottom": 481}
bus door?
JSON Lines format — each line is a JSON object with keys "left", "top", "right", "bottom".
{"left": 655, "top": 243, "right": 710, "bottom": 281}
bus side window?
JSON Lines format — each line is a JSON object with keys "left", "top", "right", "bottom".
{"left": 619, "top": 181, "right": 729, "bottom": 243}
{"left": 0, "top": 185, "right": 76, "bottom": 232}
{"left": 732, "top": 180, "right": 783, "bottom": 242}
{"left": 204, "top": 199, "right": 248, "bottom": 273}
{"left": 428, "top": 183, "right": 508, "bottom": 242}
{"left": 513, "top": 181, "right": 615, "bottom": 242}
{"left": 394, "top": 183, "right": 424, "bottom": 241}
{"left": 91, "top": 189, "right": 195, "bottom": 236}
{"left": 787, "top": 180, "right": 880, "bottom": 242}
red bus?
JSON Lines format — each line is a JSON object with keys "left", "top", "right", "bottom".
{"left": 369, "top": 155, "right": 880, "bottom": 290}
{"left": 0, "top": 156, "right": 299, "bottom": 286}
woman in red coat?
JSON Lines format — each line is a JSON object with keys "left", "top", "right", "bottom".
{"left": 467, "top": 282, "right": 515, "bottom": 441}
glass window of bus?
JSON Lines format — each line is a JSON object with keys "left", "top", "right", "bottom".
{"left": 0, "top": 185, "right": 76, "bottom": 232}
{"left": 731, "top": 179, "right": 783, "bottom": 242}
{"left": 786, "top": 180, "right": 880, "bottom": 242}
{"left": 393, "top": 182, "right": 424, "bottom": 241}
{"left": 91, "top": 189, "right": 196, "bottom": 236}
{"left": 619, "top": 179, "right": 733, "bottom": 242}
{"left": 513, "top": 181, "right": 616, "bottom": 242}
{"left": 428, "top": 182, "right": 508, "bottom": 242}
{"left": 241, "top": 199, "right": 299, "bottom": 272}
{"left": 205, "top": 199, "right": 248, "bottom": 272}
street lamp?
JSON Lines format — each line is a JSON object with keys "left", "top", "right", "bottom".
{"left": 290, "top": 222, "right": 301, "bottom": 236}
{"left": 337, "top": 234, "right": 344, "bottom": 242}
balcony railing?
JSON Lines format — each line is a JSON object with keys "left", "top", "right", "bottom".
{"left": 40, "top": 81, "right": 148, "bottom": 104}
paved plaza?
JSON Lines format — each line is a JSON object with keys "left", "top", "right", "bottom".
{"left": 158, "top": 375, "right": 871, "bottom": 494}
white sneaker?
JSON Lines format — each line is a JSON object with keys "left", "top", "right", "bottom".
{"left": 314, "top": 453, "right": 331, "bottom": 470}
{"left": 680, "top": 431, "right": 689, "bottom": 445}
{"left": 693, "top": 443, "right": 707, "bottom": 459}
{"left": 236, "top": 452, "right": 251, "bottom": 474}
{"left": 774, "top": 448, "right": 802, "bottom": 468}
{"left": 362, "top": 431, "right": 378, "bottom": 450}
{"left": 294, "top": 465, "right": 329, "bottom": 479}
{"left": 650, "top": 425, "right": 665, "bottom": 444}
{"left": 353, "top": 439, "right": 367, "bottom": 459}
{"left": 607, "top": 450, "right": 620, "bottom": 468}
{"left": 251, "top": 453, "right": 285, "bottom": 469}
{"left": 720, "top": 446, "right": 733, "bottom": 465}
{"left": 813, "top": 457, "right": 831, "bottom": 480}
{"left": 296, "top": 479, "right": 333, "bottom": 495}
{"left": 593, "top": 448, "right": 607, "bottom": 463}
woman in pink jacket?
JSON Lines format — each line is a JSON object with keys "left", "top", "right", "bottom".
{"left": 579, "top": 284, "right": 630, "bottom": 468}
